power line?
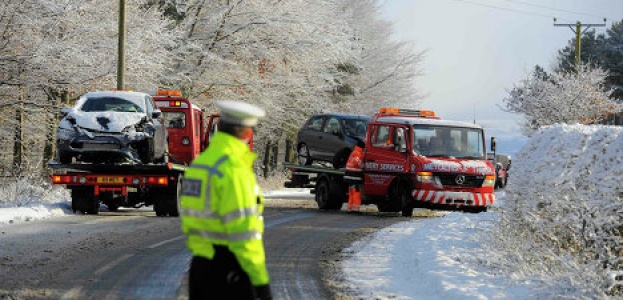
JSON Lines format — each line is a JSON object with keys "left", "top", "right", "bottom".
{"left": 501, "top": 0, "right": 605, "bottom": 20}
{"left": 440, "top": 0, "right": 554, "bottom": 19}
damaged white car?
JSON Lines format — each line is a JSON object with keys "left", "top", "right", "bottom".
{"left": 56, "top": 91, "right": 168, "bottom": 164}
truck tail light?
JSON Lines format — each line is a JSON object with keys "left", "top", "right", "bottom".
{"left": 146, "top": 176, "right": 168, "bottom": 186}
{"left": 482, "top": 175, "right": 496, "bottom": 187}
{"left": 53, "top": 175, "right": 71, "bottom": 184}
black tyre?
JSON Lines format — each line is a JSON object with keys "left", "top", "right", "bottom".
{"left": 377, "top": 181, "right": 404, "bottom": 213}
{"left": 71, "top": 187, "right": 98, "bottom": 214}
{"left": 298, "top": 143, "right": 313, "bottom": 165}
{"left": 398, "top": 184, "right": 414, "bottom": 217}
{"left": 332, "top": 148, "right": 351, "bottom": 169}
{"left": 106, "top": 204, "right": 119, "bottom": 212}
{"left": 315, "top": 179, "right": 342, "bottom": 210}
{"left": 152, "top": 175, "right": 181, "bottom": 217}
{"left": 58, "top": 151, "right": 72, "bottom": 164}
{"left": 167, "top": 176, "right": 181, "bottom": 217}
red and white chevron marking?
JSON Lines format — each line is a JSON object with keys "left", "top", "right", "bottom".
{"left": 411, "top": 190, "right": 495, "bottom": 206}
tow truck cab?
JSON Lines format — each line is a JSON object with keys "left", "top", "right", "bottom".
{"left": 153, "top": 90, "right": 207, "bottom": 165}
{"left": 364, "top": 108, "right": 496, "bottom": 214}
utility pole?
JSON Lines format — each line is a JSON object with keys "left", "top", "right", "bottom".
{"left": 554, "top": 18, "right": 607, "bottom": 66}
{"left": 117, "top": 0, "right": 126, "bottom": 90}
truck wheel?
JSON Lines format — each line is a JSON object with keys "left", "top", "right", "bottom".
{"left": 399, "top": 184, "right": 414, "bottom": 217}
{"left": 315, "top": 179, "right": 342, "bottom": 210}
{"left": 71, "top": 187, "right": 95, "bottom": 214}
{"left": 298, "top": 144, "right": 313, "bottom": 165}
{"left": 167, "top": 176, "right": 181, "bottom": 217}
{"left": 378, "top": 182, "right": 403, "bottom": 213}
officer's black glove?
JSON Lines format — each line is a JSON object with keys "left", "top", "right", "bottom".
{"left": 254, "top": 284, "right": 272, "bottom": 300}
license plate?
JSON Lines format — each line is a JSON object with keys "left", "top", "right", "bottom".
{"left": 96, "top": 177, "right": 124, "bottom": 184}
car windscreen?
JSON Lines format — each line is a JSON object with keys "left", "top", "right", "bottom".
{"left": 413, "top": 125, "right": 485, "bottom": 159}
{"left": 81, "top": 97, "right": 145, "bottom": 113}
{"left": 341, "top": 118, "right": 369, "bottom": 138}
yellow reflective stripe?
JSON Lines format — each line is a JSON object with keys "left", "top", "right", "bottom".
{"left": 180, "top": 206, "right": 259, "bottom": 223}
{"left": 188, "top": 228, "right": 261, "bottom": 242}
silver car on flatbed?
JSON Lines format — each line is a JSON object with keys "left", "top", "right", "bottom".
{"left": 56, "top": 91, "right": 168, "bottom": 164}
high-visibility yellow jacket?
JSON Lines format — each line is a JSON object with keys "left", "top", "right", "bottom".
{"left": 180, "top": 131, "right": 269, "bottom": 286}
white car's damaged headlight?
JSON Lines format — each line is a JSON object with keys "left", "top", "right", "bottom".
{"left": 57, "top": 126, "right": 76, "bottom": 140}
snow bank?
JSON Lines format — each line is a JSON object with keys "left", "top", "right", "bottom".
{"left": 341, "top": 206, "right": 535, "bottom": 299}
{"left": 0, "top": 178, "right": 71, "bottom": 224}
{"left": 490, "top": 124, "right": 623, "bottom": 298}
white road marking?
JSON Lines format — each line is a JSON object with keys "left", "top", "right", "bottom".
{"left": 94, "top": 253, "right": 134, "bottom": 276}
{"left": 147, "top": 236, "right": 185, "bottom": 249}
{"left": 60, "top": 286, "right": 82, "bottom": 300}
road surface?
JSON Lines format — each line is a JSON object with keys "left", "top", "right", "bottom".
{"left": 0, "top": 198, "right": 413, "bottom": 299}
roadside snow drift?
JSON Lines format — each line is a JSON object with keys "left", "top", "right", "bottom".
{"left": 492, "top": 124, "right": 623, "bottom": 298}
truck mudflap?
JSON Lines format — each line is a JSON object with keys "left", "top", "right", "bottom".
{"left": 412, "top": 190, "right": 495, "bottom": 207}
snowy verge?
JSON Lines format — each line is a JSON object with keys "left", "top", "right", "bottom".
{"left": 340, "top": 195, "right": 535, "bottom": 300}
{"left": 492, "top": 124, "right": 623, "bottom": 298}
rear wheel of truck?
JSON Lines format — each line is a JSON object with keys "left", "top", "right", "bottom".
{"left": 71, "top": 187, "right": 98, "bottom": 214}
{"left": 153, "top": 175, "right": 181, "bottom": 217}
{"left": 315, "top": 179, "right": 342, "bottom": 210}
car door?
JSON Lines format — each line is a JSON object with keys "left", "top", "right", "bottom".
{"left": 317, "top": 116, "right": 345, "bottom": 161}
{"left": 299, "top": 115, "right": 326, "bottom": 158}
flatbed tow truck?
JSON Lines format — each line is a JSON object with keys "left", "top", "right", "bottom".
{"left": 49, "top": 90, "right": 220, "bottom": 216}
{"left": 285, "top": 108, "right": 497, "bottom": 215}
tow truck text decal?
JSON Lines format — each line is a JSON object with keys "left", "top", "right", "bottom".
{"left": 423, "top": 159, "right": 492, "bottom": 175}
{"left": 365, "top": 162, "right": 404, "bottom": 172}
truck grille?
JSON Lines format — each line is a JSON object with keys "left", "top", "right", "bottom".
{"left": 435, "top": 173, "right": 484, "bottom": 188}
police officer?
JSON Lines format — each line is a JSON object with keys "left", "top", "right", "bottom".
{"left": 180, "top": 100, "right": 272, "bottom": 300}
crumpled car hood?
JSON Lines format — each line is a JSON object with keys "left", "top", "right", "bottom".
{"left": 68, "top": 111, "right": 145, "bottom": 133}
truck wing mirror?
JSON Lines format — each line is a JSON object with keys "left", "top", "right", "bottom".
{"left": 490, "top": 137, "right": 497, "bottom": 152}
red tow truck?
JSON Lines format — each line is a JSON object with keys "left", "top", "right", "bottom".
{"left": 285, "top": 108, "right": 497, "bottom": 215}
{"left": 49, "top": 90, "right": 220, "bottom": 216}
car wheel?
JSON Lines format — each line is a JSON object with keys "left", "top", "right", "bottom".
{"left": 298, "top": 144, "right": 312, "bottom": 165}
{"left": 332, "top": 148, "right": 351, "bottom": 169}
{"left": 58, "top": 151, "right": 72, "bottom": 164}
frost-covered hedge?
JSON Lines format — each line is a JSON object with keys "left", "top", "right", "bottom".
{"left": 493, "top": 124, "right": 623, "bottom": 298}
{"left": 0, "top": 176, "right": 69, "bottom": 207}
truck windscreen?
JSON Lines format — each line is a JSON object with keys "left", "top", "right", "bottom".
{"left": 412, "top": 125, "right": 485, "bottom": 159}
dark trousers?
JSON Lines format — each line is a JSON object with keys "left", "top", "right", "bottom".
{"left": 189, "top": 246, "right": 255, "bottom": 300}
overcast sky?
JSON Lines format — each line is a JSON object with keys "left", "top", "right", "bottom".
{"left": 381, "top": 0, "right": 623, "bottom": 154}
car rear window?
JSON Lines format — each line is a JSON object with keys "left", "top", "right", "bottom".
{"left": 81, "top": 97, "right": 145, "bottom": 113}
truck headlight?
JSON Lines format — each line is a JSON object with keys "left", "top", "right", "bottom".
{"left": 482, "top": 175, "right": 496, "bottom": 187}
{"left": 416, "top": 172, "right": 433, "bottom": 184}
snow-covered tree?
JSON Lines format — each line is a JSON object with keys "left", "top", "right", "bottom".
{"left": 0, "top": 0, "right": 177, "bottom": 172}
{"left": 503, "top": 64, "right": 621, "bottom": 135}
{"left": 337, "top": 0, "right": 425, "bottom": 113}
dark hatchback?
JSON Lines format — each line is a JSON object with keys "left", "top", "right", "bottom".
{"left": 296, "top": 113, "right": 371, "bottom": 168}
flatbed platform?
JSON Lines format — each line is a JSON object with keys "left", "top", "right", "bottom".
{"left": 48, "top": 161, "right": 187, "bottom": 175}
